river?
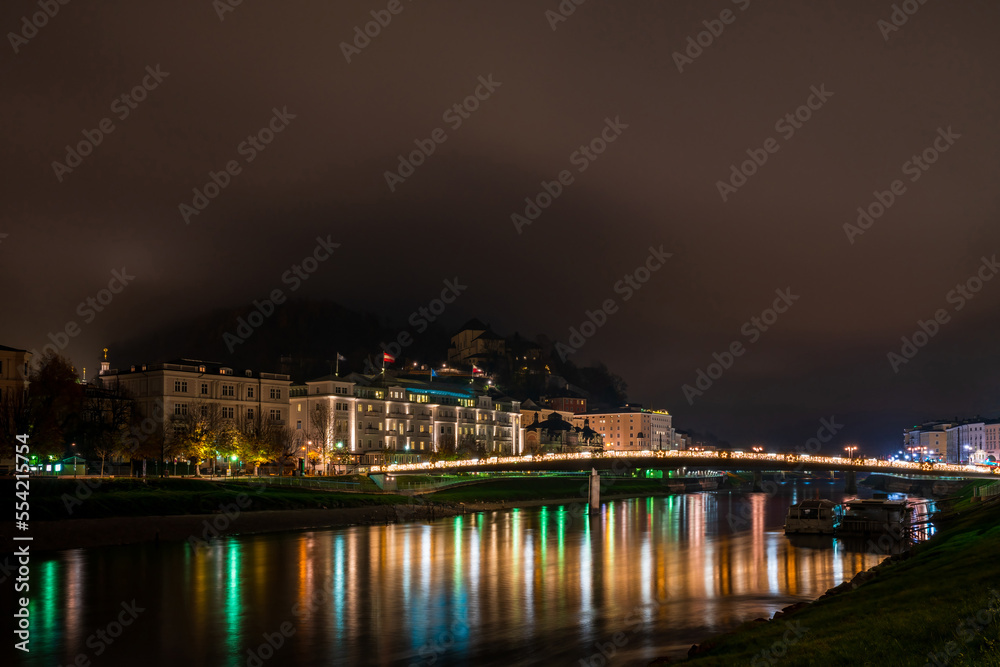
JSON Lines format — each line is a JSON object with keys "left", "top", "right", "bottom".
{"left": 18, "top": 481, "right": 931, "bottom": 667}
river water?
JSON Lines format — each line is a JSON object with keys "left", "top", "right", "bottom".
{"left": 18, "top": 481, "right": 929, "bottom": 667}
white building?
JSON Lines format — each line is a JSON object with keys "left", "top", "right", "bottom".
{"left": 959, "top": 421, "right": 986, "bottom": 464}
{"left": 289, "top": 374, "right": 522, "bottom": 466}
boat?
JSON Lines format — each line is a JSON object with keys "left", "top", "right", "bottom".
{"left": 838, "top": 498, "right": 910, "bottom": 535}
{"left": 783, "top": 499, "right": 843, "bottom": 534}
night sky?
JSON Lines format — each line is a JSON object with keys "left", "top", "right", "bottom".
{"left": 3, "top": 1, "right": 999, "bottom": 454}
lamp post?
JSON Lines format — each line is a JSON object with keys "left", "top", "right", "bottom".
{"left": 844, "top": 445, "right": 858, "bottom": 461}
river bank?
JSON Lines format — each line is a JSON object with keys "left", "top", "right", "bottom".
{"left": 660, "top": 481, "right": 1000, "bottom": 666}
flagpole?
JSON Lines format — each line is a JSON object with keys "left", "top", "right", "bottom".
{"left": 335, "top": 354, "right": 339, "bottom": 377}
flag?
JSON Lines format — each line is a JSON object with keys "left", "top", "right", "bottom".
{"left": 337, "top": 353, "right": 346, "bottom": 361}
{"left": 430, "top": 368, "right": 437, "bottom": 378}
{"left": 472, "top": 364, "right": 482, "bottom": 375}
{"left": 383, "top": 352, "right": 395, "bottom": 364}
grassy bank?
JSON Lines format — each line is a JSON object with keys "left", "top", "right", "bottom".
{"left": 8, "top": 477, "right": 419, "bottom": 521}
{"left": 672, "top": 491, "right": 1000, "bottom": 666}
{"left": 426, "top": 476, "right": 694, "bottom": 504}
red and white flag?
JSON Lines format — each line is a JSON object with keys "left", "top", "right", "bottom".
{"left": 472, "top": 364, "right": 482, "bottom": 375}
{"left": 383, "top": 352, "right": 396, "bottom": 364}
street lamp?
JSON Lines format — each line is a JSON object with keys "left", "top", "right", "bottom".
{"left": 844, "top": 445, "right": 858, "bottom": 461}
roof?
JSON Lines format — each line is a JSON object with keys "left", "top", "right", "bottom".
{"left": 473, "top": 329, "right": 505, "bottom": 342}
{"left": 0, "top": 344, "right": 28, "bottom": 352}
{"left": 457, "top": 318, "right": 487, "bottom": 332}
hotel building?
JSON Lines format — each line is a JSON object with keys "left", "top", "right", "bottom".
{"left": 289, "top": 374, "right": 522, "bottom": 465}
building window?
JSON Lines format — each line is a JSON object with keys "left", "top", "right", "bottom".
{"left": 222, "top": 407, "right": 234, "bottom": 419}
{"left": 174, "top": 403, "right": 187, "bottom": 416}
{"left": 174, "top": 380, "right": 188, "bottom": 393}
{"left": 222, "top": 385, "right": 234, "bottom": 397}
{"left": 271, "top": 409, "right": 281, "bottom": 420}
{"left": 296, "top": 420, "right": 302, "bottom": 430}
{"left": 297, "top": 404, "right": 302, "bottom": 412}
{"left": 247, "top": 408, "right": 254, "bottom": 419}
{"left": 270, "top": 388, "right": 280, "bottom": 399}
{"left": 201, "top": 406, "right": 208, "bottom": 417}
{"left": 201, "top": 383, "right": 208, "bottom": 395}
{"left": 247, "top": 387, "right": 254, "bottom": 399}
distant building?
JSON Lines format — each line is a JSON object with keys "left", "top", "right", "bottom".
{"left": 959, "top": 421, "right": 986, "bottom": 463}
{"left": 984, "top": 421, "right": 1000, "bottom": 463}
{"left": 0, "top": 344, "right": 31, "bottom": 400}
{"left": 290, "top": 373, "right": 522, "bottom": 466}
{"left": 447, "top": 319, "right": 506, "bottom": 366}
{"left": 548, "top": 395, "right": 587, "bottom": 414}
{"left": 583, "top": 405, "right": 673, "bottom": 452}
{"left": 904, "top": 421, "right": 953, "bottom": 461}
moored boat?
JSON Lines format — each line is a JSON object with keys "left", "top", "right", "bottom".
{"left": 784, "top": 499, "right": 843, "bottom": 534}
{"left": 839, "top": 498, "right": 910, "bottom": 535}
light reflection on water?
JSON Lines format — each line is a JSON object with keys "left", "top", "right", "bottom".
{"left": 20, "top": 482, "right": 931, "bottom": 667}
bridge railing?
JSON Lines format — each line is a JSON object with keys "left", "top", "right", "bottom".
{"left": 365, "top": 450, "right": 999, "bottom": 476}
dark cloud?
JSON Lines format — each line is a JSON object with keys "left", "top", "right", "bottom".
{"left": 3, "top": 0, "right": 999, "bottom": 452}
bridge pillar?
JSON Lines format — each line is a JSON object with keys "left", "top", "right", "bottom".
{"left": 588, "top": 468, "right": 600, "bottom": 512}
{"left": 752, "top": 470, "right": 764, "bottom": 492}
{"left": 845, "top": 470, "right": 857, "bottom": 495}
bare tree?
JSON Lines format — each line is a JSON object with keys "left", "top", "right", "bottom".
{"left": 309, "top": 403, "right": 336, "bottom": 474}
{"left": 85, "top": 382, "right": 137, "bottom": 476}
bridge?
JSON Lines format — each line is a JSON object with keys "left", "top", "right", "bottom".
{"left": 367, "top": 450, "right": 999, "bottom": 480}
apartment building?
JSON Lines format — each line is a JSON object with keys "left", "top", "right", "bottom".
{"left": 583, "top": 405, "right": 673, "bottom": 451}
{"left": 100, "top": 358, "right": 292, "bottom": 432}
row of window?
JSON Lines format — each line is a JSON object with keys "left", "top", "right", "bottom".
{"left": 173, "top": 404, "right": 282, "bottom": 420}
{"left": 172, "top": 380, "right": 282, "bottom": 399}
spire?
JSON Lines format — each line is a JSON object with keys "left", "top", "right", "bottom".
{"left": 100, "top": 347, "right": 110, "bottom": 375}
